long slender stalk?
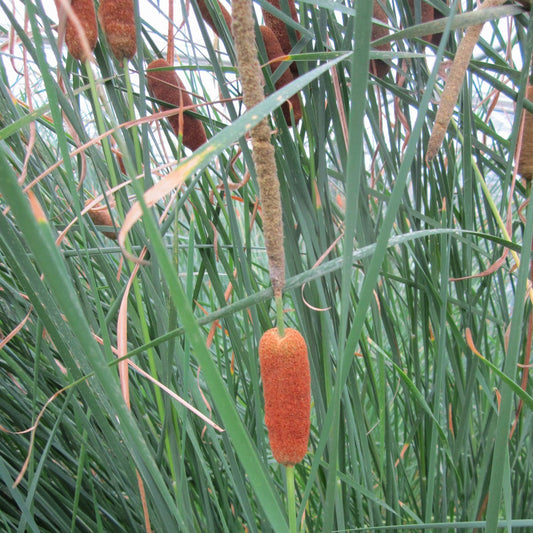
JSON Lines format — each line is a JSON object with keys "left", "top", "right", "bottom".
{"left": 286, "top": 465, "right": 297, "bottom": 533}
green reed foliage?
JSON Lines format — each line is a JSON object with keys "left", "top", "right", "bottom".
{"left": 0, "top": 0, "right": 532, "bottom": 531}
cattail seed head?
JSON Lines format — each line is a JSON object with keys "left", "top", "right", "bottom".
{"left": 370, "top": 0, "right": 391, "bottom": 78}
{"left": 98, "top": 0, "right": 137, "bottom": 62}
{"left": 195, "top": 0, "right": 232, "bottom": 35}
{"left": 64, "top": 0, "right": 98, "bottom": 61}
{"left": 258, "top": 327, "right": 311, "bottom": 465}
{"left": 259, "top": 25, "right": 302, "bottom": 125}
{"left": 146, "top": 59, "right": 207, "bottom": 151}
{"left": 85, "top": 199, "right": 117, "bottom": 239}
{"left": 518, "top": 85, "right": 533, "bottom": 180}
{"left": 407, "top": 0, "right": 444, "bottom": 46}
{"left": 261, "top": 0, "right": 300, "bottom": 58}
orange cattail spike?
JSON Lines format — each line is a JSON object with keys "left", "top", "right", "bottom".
{"left": 261, "top": 0, "right": 300, "bottom": 57}
{"left": 259, "top": 25, "right": 302, "bottom": 125}
{"left": 370, "top": 0, "right": 391, "bottom": 79}
{"left": 98, "top": 0, "right": 137, "bottom": 62}
{"left": 258, "top": 327, "right": 311, "bottom": 465}
{"left": 146, "top": 59, "right": 207, "bottom": 151}
{"left": 195, "top": 0, "right": 232, "bottom": 35}
{"left": 64, "top": 0, "right": 98, "bottom": 61}
{"left": 518, "top": 85, "right": 533, "bottom": 180}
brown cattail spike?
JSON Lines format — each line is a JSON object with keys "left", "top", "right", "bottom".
{"left": 370, "top": 0, "right": 391, "bottom": 78}
{"left": 258, "top": 327, "right": 311, "bottom": 465}
{"left": 262, "top": 0, "right": 300, "bottom": 76}
{"left": 518, "top": 85, "right": 533, "bottom": 180}
{"left": 407, "top": 0, "right": 444, "bottom": 46}
{"left": 98, "top": 0, "right": 137, "bottom": 62}
{"left": 262, "top": 0, "right": 300, "bottom": 57}
{"left": 195, "top": 0, "right": 232, "bottom": 35}
{"left": 146, "top": 59, "right": 207, "bottom": 151}
{"left": 85, "top": 200, "right": 118, "bottom": 240}
{"left": 259, "top": 25, "right": 302, "bottom": 125}
{"left": 64, "top": 0, "right": 98, "bottom": 61}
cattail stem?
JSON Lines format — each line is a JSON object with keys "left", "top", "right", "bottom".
{"left": 275, "top": 291, "right": 285, "bottom": 337}
{"left": 286, "top": 465, "right": 297, "bottom": 533}
{"left": 232, "top": 0, "right": 286, "bottom": 295}
{"left": 123, "top": 62, "right": 143, "bottom": 175}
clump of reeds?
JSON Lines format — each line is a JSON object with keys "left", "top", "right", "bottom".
{"left": 146, "top": 58, "right": 207, "bottom": 151}
{"left": 98, "top": 0, "right": 137, "bottom": 62}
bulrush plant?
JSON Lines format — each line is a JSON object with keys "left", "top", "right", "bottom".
{"left": 146, "top": 59, "right": 207, "bottom": 151}
{"left": 518, "top": 85, "right": 533, "bottom": 180}
{"left": 98, "top": 0, "right": 137, "bottom": 62}
{"left": 63, "top": 0, "right": 98, "bottom": 61}
{"left": 370, "top": 0, "right": 391, "bottom": 78}
{"left": 232, "top": 0, "right": 310, "bottom": 530}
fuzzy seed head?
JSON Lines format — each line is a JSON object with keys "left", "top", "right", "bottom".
{"left": 518, "top": 86, "right": 533, "bottom": 180}
{"left": 64, "top": 0, "right": 98, "bottom": 61}
{"left": 261, "top": 0, "right": 300, "bottom": 57}
{"left": 195, "top": 0, "right": 232, "bottom": 35}
{"left": 146, "top": 59, "right": 207, "bottom": 151}
{"left": 407, "top": 0, "right": 444, "bottom": 45}
{"left": 370, "top": 0, "right": 391, "bottom": 78}
{"left": 259, "top": 327, "right": 310, "bottom": 465}
{"left": 98, "top": 0, "right": 137, "bottom": 62}
{"left": 259, "top": 25, "right": 302, "bottom": 125}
